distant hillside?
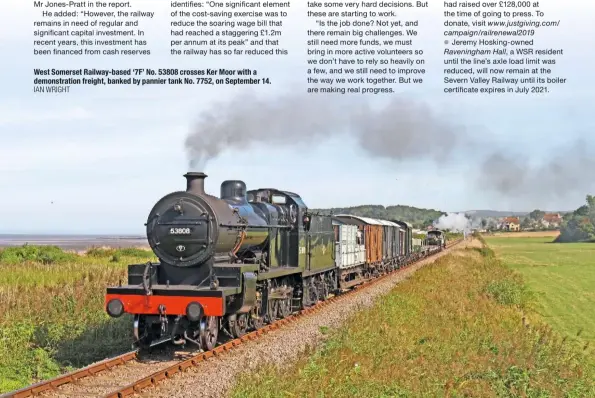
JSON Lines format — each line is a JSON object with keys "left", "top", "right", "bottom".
{"left": 463, "top": 210, "right": 529, "bottom": 218}
{"left": 310, "top": 205, "right": 444, "bottom": 229}
{"left": 463, "top": 210, "right": 572, "bottom": 218}
{"left": 309, "top": 205, "right": 572, "bottom": 228}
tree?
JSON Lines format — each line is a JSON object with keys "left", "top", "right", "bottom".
{"left": 556, "top": 194, "right": 595, "bottom": 242}
{"left": 529, "top": 209, "right": 545, "bottom": 220}
{"left": 480, "top": 219, "right": 487, "bottom": 228}
{"left": 521, "top": 217, "right": 532, "bottom": 229}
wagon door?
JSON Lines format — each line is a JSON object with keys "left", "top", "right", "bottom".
{"left": 340, "top": 225, "right": 350, "bottom": 269}
{"left": 355, "top": 226, "right": 365, "bottom": 265}
{"left": 390, "top": 227, "right": 397, "bottom": 259}
{"left": 334, "top": 224, "right": 341, "bottom": 268}
{"left": 399, "top": 230, "right": 405, "bottom": 256}
{"left": 389, "top": 226, "right": 396, "bottom": 259}
{"left": 383, "top": 225, "right": 389, "bottom": 261}
{"left": 364, "top": 225, "right": 372, "bottom": 264}
{"left": 346, "top": 225, "right": 356, "bottom": 267}
{"left": 372, "top": 225, "right": 382, "bottom": 264}
{"left": 378, "top": 226, "right": 383, "bottom": 263}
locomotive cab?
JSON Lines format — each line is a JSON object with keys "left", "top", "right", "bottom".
{"left": 247, "top": 188, "right": 309, "bottom": 268}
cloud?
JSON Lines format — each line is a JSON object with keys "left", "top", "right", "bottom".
{"left": 0, "top": 105, "right": 93, "bottom": 125}
{"left": 476, "top": 139, "right": 595, "bottom": 207}
{"left": 0, "top": 125, "right": 187, "bottom": 172}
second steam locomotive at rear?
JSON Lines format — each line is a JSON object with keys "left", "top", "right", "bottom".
{"left": 426, "top": 229, "right": 447, "bottom": 248}
{"left": 105, "top": 172, "right": 445, "bottom": 351}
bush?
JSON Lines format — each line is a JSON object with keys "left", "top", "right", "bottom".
{"left": 0, "top": 245, "right": 76, "bottom": 265}
{"left": 85, "top": 246, "right": 153, "bottom": 259}
{"left": 485, "top": 278, "right": 532, "bottom": 307}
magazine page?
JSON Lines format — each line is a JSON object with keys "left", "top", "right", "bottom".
{"left": 1, "top": 0, "right": 594, "bottom": 397}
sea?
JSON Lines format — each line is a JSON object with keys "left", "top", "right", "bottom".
{"left": 0, "top": 234, "right": 149, "bottom": 251}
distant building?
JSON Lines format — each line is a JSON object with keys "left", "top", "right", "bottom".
{"left": 542, "top": 213, "right": 562, "bottom": 228}
{"left": 499, "top": 217, "right": 520, "bottom": 231}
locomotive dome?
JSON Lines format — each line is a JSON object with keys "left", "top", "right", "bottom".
{"left": 145, "top": 172, "right": 220, "bottom": 267}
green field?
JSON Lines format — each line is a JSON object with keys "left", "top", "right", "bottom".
{"left": 230, "top": 241, "right": 595, "bottom": 397}
{"left": 0, "top": 245, "right": 154, "bottom": 393}
{"left": 486, "top": 236, "right": 595, "bottom": 344}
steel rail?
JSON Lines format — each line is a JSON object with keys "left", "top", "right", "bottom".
{"left": 2, "top": 351, "right": 138, "bottom": 398}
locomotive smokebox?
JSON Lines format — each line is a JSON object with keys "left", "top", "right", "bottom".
{"left": 146, "top": 171, "right": 269, "bottom": 269}
{"left": 184, "top": 172, "right": 207, "bottom": 194}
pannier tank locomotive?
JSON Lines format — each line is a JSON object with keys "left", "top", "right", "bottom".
{"left": 105, "top": 173, "right": 447, "bottom": 350}
{"left": 426, "top": 229, "right": 447, "bottom": 248}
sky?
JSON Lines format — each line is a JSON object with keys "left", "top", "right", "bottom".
{"left": 0, "top": 0, "right": 594, "bottom": 234}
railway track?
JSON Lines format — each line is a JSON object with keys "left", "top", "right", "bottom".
{"left": 3, "top": 240, "right": 463, "bottom": 398}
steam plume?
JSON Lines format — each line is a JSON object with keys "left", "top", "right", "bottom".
{"left": 185, "top": 93, "right": 473, "bottom": 170}
{"left": 433, "top": 212, "right": 471, "bottom": 233}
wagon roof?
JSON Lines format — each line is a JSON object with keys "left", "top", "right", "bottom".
{"left": 331, "top": 217, "right": 348, "bottom": 225}
{"left": 335, "top": 214, "right": 383, "bottom": 225}
{"left": 392, "top": 220, "right": 412, "bottom": 228}
{"left": 377, "top": 219, "right": 400, "bottom": 227}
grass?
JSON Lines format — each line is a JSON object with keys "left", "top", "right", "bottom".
{"left": 485, "top": 235, "right": 595, "bottom": 344}
{"left": 0, "top": 244, "right": 155, "bottom": 393}
{"left": 230, "top": 240, "right": 595, "bottom": 398}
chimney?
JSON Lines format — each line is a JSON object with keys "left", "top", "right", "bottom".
{"left": 184, "top": 172, "right": 207, "bottom": 195}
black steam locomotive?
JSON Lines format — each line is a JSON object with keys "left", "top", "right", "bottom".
{"left": 105, "top": 173, "right": 445, "bottom": 350}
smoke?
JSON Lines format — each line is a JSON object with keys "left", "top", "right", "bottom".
{"left": 477, "top": 140, "right": 595, "bottom": 203}
{"left": 185, "top": 93, "right": 473, "bottom": 170}
{"left": 469, "top": 216, "right": 484, "bottom": 230}
{"left": 184, "top": 91, "right": 595, "bottom": 209}
{"left": 433, "top": 212, "right": 472, "bottom": 233}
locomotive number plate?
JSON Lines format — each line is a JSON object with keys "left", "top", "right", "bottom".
{"left": 169, "top": 227, "right": 192, "bottom": 235}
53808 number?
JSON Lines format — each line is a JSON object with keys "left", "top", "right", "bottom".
{"left": 169, "top": 227, "right": 191, "bottom": 235}
{"left": 158, "top": 69, "right": 178, "bottom": 75}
